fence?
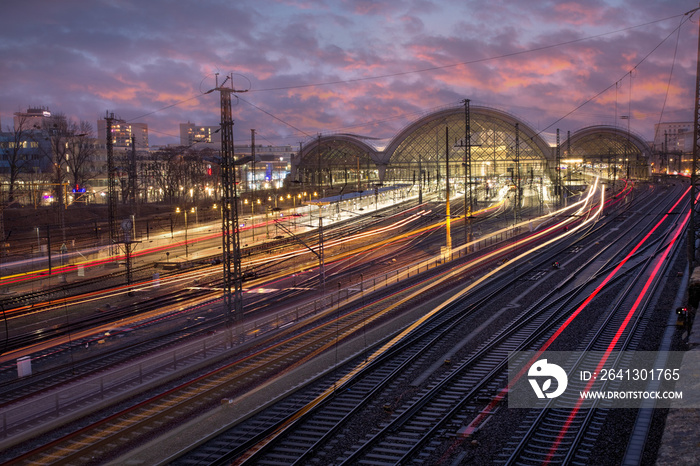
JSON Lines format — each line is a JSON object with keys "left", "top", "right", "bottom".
{"left": 1, "top": 222, "right": 525, "bottom": 441}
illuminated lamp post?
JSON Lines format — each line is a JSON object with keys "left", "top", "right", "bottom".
{"left": 175, "top": 207, "right": 190, "bottom": 259}
{"left": 266, "top": 196, "right": 272, "bottom": 239}
{"left": 272, "top": 195, "right": 284, "bottom": 237}
{"left": 306, "top": 198, "right": 328, "bottom": 293}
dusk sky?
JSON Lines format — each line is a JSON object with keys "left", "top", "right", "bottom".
{"left": 1, "top": 0, "right": 699, "bottom": 148}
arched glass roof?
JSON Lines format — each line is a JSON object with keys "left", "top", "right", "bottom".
{"left": 382, "top": 106, "right": 551, "bottom": 183}
{"left": 292, "top": 134, "right": 378, "bottom": 187}
{"left": 291, "top": 108, "right": 651, "bottom": 187}
{"left": 565, "top": 126, "right": 650, "bottom": 162}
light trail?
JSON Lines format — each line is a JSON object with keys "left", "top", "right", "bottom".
{"left": 456, "top": 184, "right": 688, "bottom": 444}
{"left": 3, "top": 207, "right": 433, "bottom": 318}
{"left": 0, "top": 288, "right": 215, "bottom": 367}
{"left": 7, "top": 182, "right": 608, "bottom": 463}
{"left": 0, "top": 206, "right": 459, "bottom": 365}
{"left": 543, "top": 187, "right": 693, "bottom": 463}
{"left": 233, "top": 180, "right": 607, "bottom": 463}
{"left": 0, "top": 200, "right": 433, "bottom": 285}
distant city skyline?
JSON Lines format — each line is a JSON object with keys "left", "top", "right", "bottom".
{"left": 1, "top": 1, "right": 698, "bottom": 147}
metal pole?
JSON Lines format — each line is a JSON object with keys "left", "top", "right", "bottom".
{"left": 567, "top": 131, "right": 571, "bottom": 205}
{"left": 216, "top": 74, "right": 245, "bottom": 335}
{"left": 105, "top": 111, "right": 118, "bottom": 258}
{"left": 689, "top": 3, "right": 700, "bottom": 270}
{"left": 515, "top": 123, "right": 521, "bottom": 222}
{"left": 418, "top": 154, "right": 423, "bottom": 204}
{"left": 46, "top": 224, "right": 51, "bottom": 276}
{"left": 445, "top": 126, "right": 452, "bottom": 254}
{"left": 130, "top": 135, "right": 137, "bottom": 212}
{"left": 251, "top": 129, "right": 256, "bottom": 193}
{"left": 319, "top": 205, "right": 325, "bottom": 292}
{"left": 462, "top": 99, "right": 473, "bottom": 248}
{"left": 556, "top": 128, "right": 561, "bottom": 207}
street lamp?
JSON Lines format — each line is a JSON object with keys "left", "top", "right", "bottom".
{"left": 295, "top": 193, "right": 302, "bottom": 229}
{"left": 271, "top": 195, "right": 284, "bottom": 237}
{"left": 175, "top": 207, "right": 190, "bottom": 259}
{"left": 243, "top": 199, "right": 254, "bottom": 241}
{"left": 256, "top": 198, "right": 261, "bottom": 240}
{"left": 266, "top": 196, "right": 273, "bottom": 239}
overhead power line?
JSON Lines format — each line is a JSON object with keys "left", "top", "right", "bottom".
{"left": 538, "top": 10, "right": 696, "bottom": 137}
{"left": 249, "top": 14, "right": 687, "bottom": 93}
{"left": 122, "top": 10, "right": 692, "bottom": 143}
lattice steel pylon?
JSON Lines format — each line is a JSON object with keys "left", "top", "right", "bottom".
{"left": 463, "top": 99, "right": 473, "bottom": 248}
{"left": 105, "top": 112, "right": 118, "bottom": 256}
{"left": 216, "top": 75, "right": 244, "bottom": 333}
{"left": 556, "top": 129, "right": 562, "bottom": 207}
{"left": 514, "top": 123, "right": 521, "bottom": 222}
{"left": 690, "top": 5, "right": 700, "bottom": 270}
{"left": 129, "top": 135, "right": 137, "bottom": 212}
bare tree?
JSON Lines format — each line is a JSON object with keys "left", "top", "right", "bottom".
{"left": 1, "top": 114, "right": 33, "bottom": 204}
{"left": 182, "top": 150, "right": 210, "bottom": 204}
{"left": 29, "top": 114, "right": 101, "bottom": 209}
{"left": 64, "top": 120, "right": 98, "bottom": 198}
{"left": 142, "top": 146, "right": 217, "bottom": 206}
{"left": 29, "top": 112, "right": 71, "bottom": 211}
{"left": 148, "top": 146, "right": 183, "bottom": 204}
{"left": 0, "top": 117, "right": 32, "bottom": 260}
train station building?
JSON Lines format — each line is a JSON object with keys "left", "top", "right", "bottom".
{"left": 291, "top": 104, "right": 653, "bottom": 196}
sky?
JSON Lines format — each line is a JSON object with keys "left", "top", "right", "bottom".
{"left": 1, "top": 0, "right": 699, "bottom": 148}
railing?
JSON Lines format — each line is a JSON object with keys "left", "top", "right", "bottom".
{"left": 1, "top": 331, "right": 230, "bottom": 441}
{"left": 238, "top": 223, "right": 524, "bottom": 337}
{"left": 0, "top": 222, "right": 526, "bottom": 442}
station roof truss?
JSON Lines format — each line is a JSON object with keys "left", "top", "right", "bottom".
{"left": 294, "top": 134, "right": 378, "bottom": 170}
{"left": 291, "top": 133, "right": 382, "bottom": 185}
{"left": 565, "top": 126, "right": 651, "bottom": 163}
{"left": 292, "top": 106, "right": 650, "bottom": 185}
{"left": 379, "top": 106, "right": 552, "bottom": 183}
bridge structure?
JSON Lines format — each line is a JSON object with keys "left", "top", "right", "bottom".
{"left": 290, "top": 104, "right": 652, "bottom": 200}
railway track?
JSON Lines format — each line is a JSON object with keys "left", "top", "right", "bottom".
{"left": 501, "top": 189, "right": 688, "bottom": 465}
{"left": 0, "top": 202, "right": 436, "bottom": 375}
{"left": 0, "top": 185, "right": 596, "bottom": 464}
{"left": 3, "top": 180, "right": 683, "bottom": 465}
{"left": 169, "top": 181, "right": 686, "bottom": 465}
{"left": 0, "top": 201, "right": 452, "bottom": 386}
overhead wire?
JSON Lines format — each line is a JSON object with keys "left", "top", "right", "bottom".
{"left": 127, "top": 94, "right": 205, "bottom": 124}
{"left": 652, "top": 11, "right": 688, "bottom": 145}
{"left": 536, "top": 10, "right": 695, "bottom": 137}
{"left": 248, "top": 14, "right": 687, "bottom": 93}
{"left": 119, "top": 10, "right": 693, "bottom": 145}
{"left": 237, "top": 96, "right": 313, "bottom": 139}
{"left": 230, "top": 9, "right": 697, "bottom": 142}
